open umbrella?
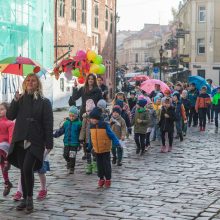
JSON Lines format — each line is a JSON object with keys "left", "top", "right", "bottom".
{"left": 0, "top": 56, "right": 41, "bottom": 76}
{"left": 188, "top": 76, "right": 211, "bottom": 94}
{"left": 140, "top": 79, "right": 170, "bottom": 94}
{"left": 128, "top": 75, "right": 149, "bottom": 82}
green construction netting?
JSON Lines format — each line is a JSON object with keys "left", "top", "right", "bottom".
{"left": 0, "top": 0, "right": 54, "bottom": 69}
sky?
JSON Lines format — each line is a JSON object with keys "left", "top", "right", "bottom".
{"left": 117, "top": 0, "right": 180, "bottom": 31}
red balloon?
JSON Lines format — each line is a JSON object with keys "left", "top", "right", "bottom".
{"left": 78, "top": 77, "right": 85, "bottom": 84}
{"left": 33, "top": 66, "right": 40, "bottom": 73}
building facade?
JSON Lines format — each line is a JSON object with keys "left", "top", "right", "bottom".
{"left": 176, "top": 0, "right": 220, "bottom": 85}
{"left": 55, "top": 0, "right": 116, "bottom": 97}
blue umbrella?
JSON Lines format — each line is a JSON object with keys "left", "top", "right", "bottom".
{"left": 188, "top": 76, "right": 211, "bottom": 94}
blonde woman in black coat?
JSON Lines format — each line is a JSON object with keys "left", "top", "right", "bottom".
{"left": 7, "top": 74, "right": 53, "bottom": 213}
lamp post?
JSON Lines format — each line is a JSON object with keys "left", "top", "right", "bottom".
{"left": 159, "top": 46, "right": 164, "bottom": 80}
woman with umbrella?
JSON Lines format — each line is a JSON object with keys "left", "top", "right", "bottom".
{"left": 6, "top": 74, "right": 53, "bottom": 213}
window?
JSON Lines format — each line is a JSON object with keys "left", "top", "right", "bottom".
{"left": 197, "top": 69, "right": 205, "bottom": 78}
{"left": 94, "top": 4, "right": 98, "bottom": 29}
{"left": 59, "top": 0, "right": 65, "bottom": 17}
{"left": 135, "top": 53, "right": 139, "bottom": 63}
{"left": 110, "top": 13, "right": 113, "bottom": 33}
{"left": 197, "top": 39, "right": 205, "bottom": 54}
{"left": 71, "top": 0, "right": 77, "bottom": 22}
{"left": 105, "top": 8, "right": 108, "bottom": 31}
{"left": 144, "top": 53, "right": 148, "bottom": 62}
{"left": 81, "top": 0, "right": 86, "bottom": 24}
{"left": 199, "top": 6, "right": 206, "bottom": 22}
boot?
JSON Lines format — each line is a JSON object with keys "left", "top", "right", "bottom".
{"left": 98, "top": 179, "right": 105, "bottom": 188}
{"left": 117, "top": 160, "right": 122, "bottom": 166}
{"left": 179, "top": 133, "right": 183, "bottom": 142}
{"left": 16, "top": 199, "right": 26, "bottom": 211}
{"left": 85, "top": 163, "right": 92, "bottom": 175}
{"left": 140, "top": 149, "right": 145, "bottom": 156}
{"left": 25, "top": 197, "right": 33, "bottom": 214}
{"left": 136, "top": 148, "right": 140, "bottom": 154}
{"left": 112, "top": 157, "right": 117, "bottom": 164}
{"left": 3, "top": 181, "right": 13, "bottom": 197}
{"left": 92, "top": 161, "right": 97, "bottom": 173}
{"left": 160, "top": 146, "right": 167, "bottom": 153}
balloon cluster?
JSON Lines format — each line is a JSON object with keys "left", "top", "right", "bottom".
{"left": 53, "top": 50, "right": 106, "bottom": 84}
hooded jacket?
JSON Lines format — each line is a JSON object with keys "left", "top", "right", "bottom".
{"left": 195, "top": 93, "right": 211, "bottom": 112}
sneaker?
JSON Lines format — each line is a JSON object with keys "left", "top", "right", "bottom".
{"left": 92, "top": 161, "right": 97, "bottom": 173}
{"left": 136, "top": 148, "right": 140, "bottom": 154}
{"left": 16, "top": 199, "right": 26, "bottom": 211}
{"left": 179, "top": 135, "right": 184, "bottom": 142}
{"left": 85, "top": 164, "right": 92, "bottom": 175}
{"left": 3, "top": 181, "right": 13, "bottom": 197}
{"left": 112, "top": 157, "right": 117, "bottom": 164}
{"left": 117, "top": 160, "right": 122, "bottom": 166}
{"left": 37, "top": 190, "right": 47, "bottom": 201}
{"left": 98, "top": 179, "right": 105, "bottom": 188}
{"left": 183, "top": 132, "right": 186, "bottom": 136}
{"left": 13, "top": 191, "right": 22, "bottom": 201}
{"left": 160, "top": 146, "right": 167, "bottom": 153}
{"left": 69, "top": 168, "right": 75, "bottom": 174}
{"left": 145, "top": 145, "right": 150, "bottom": 151}
{"left": 168, "top": 146, "right": 172, "bottom": 152}
{"left": 105, "top": 180, "right": 111, "bottom": 188}
{"left": 25, "top": 197, "right": 34, "bottom": 214}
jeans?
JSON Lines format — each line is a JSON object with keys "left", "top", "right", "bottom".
{"left": 161, "top": 131, "right": 174, "bottom": 147}
{"left": 112, "top": 144, "right": 123, "bottom": 161}
{"left": 176, "top": 119, "right": 183, "bottom": 135}
{"left": 188, "top": 107, "right": 198, "bottom": 126}
{"left": 134, "top": 133, "right": 146, "bottom": 150}
{"left": 207, "top": 104, "right": 214, "bottom": 121}
{"left": 96, "top": 152, "right": 111, "bottom": 180}
{"left": 198, "top": 108, "right": 207, "bottom": 128}
{"left": 145, "top": 132, "right": 151, "bottom": 146}
{"left": 152, "top": 125, "right": 161, "bottom": 141}
{"left": 214, "top": 109, "right": 220, "bottom": 128}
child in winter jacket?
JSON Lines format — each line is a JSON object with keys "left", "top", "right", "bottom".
{"left": 146, "top": 102, "right": 156, "bottom": 150}
{"left": 128, "top": 91, "right": 138, "bottom": 111}
{"left": 97, "top": 99, "right": 110, "bottom": 122}
{"left": 132, "top": 99, "right": 150, "bottom": 155}
{"left": 158, "top": 98, "right": 176, "bottom": 152}
{"left": 212, "top": 87, "right": 220, "bottom": 133}
{"left": 172, "top": 92, "right": 187, "bottom": 142}
{"left": 88, "top": 107, "right": 121, "bottom": 188}
{"left": 110, "top": 105, "right": 126, "bottom": 166}
{"left": 181, "top": 90, "right": 191, "bottom": 136}
{"left": 79, "top": 99, "right": 96, "bottom": 174}
{"left": 54, "top": 106, "right": 82, "bottom": 174}
{"left": 0, "top": 102, "right": 14, "bottom": 196}
{"left": 195, "top": 86, "right": 211, "bottom": 131}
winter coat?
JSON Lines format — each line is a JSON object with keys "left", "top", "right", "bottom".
{"left": 0, "top": 117, "right": 14, "bottom": 144}
{"left": 128, "top": 97, "right": 137, "bottom": 111}
{"left": 6, "top": 93, "right": 53, "bottom": 171}
{"left": 54, "top": 118, "right": 82, "bottom": 147}
{"left": 181, "top": 98, "right": 191, "bottom": 112}
{"left": 188, "top": 89, "right": 199, "bottom": 107}
{"left": 173, "top": 101, "right": 187, "bottom": 121}
{"left": 68, "top": 86, "right": 102, "bottom": 118}
{"left": 121, "top": 110, "right": 131, "bottom": 128}
{"left": 132, "top": 108, "right": 150, "bottom": 134}
{"left": 99, "top": 84, "right": 108, "bottom": 101}
{"left": 79, "top": 113, "right": 90, "bottom": 144}
{"left": 110, "top": 116, "right": 126, "bottom": 139}
{"left": 212, "top": 93, "right": 220, "bottom": 110}
{"left": 88, "top": 120, "right": 120, "bottom": 154}
{"left": 147, "top": 107, "right": 157, "bottom": 127}
{"left": 195, "top": 93, "right": 211, "bottom": 112}
{"left": 158, "top": 106, "right": 176, "bottom": 132}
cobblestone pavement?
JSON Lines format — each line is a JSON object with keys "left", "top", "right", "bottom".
{"left": 1, "top": 110, "right": 220, "bottom": 220}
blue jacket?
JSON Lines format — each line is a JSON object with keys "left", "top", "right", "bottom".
{"left": 188, "top": 89, "right": 199, "bottom": 107}
{"left": 88, "top": 120, "right": 120, "bottom": 152}
{"left": 54, "top": 118, "right": 82, "bottom": 147}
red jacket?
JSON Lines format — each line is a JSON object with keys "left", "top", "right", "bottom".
{"left": 0, "top": 117, "right": 14, "bottom": 144}
{"left": 195, "top": 94, "right": 211, "bottom": 112}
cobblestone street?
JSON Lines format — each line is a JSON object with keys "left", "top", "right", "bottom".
{"left": 1, "top": 110, "right": 220, "bottom": 220}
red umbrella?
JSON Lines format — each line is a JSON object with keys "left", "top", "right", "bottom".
{"left": 128, "top": 75, "right": 150, "bottom": 82}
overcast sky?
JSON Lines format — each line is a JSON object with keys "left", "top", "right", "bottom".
{"left": 117, "top": 0, "right": 180, "bottom": 31}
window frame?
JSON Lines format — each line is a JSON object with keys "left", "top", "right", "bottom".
{"left": 198, "top": 6, "right": 206, "bottom": 23}
{"left": 94, "top": 4, "right": 99, "bottom": 29}
{"left": 110, "top": 13, "right": 113, "bottom": 33}
{"left": 197, "top": 38, "right": 205, "bottom": 55}
{"left": 81, "top": 0, "right": 87, "bottom": 24}
{"left": 59, "top": 0, "right": 65, "bottom": 17}
{"left": 105, "top": 8, "right": 109, "bottom": 31}
{"left": 135, "top": 53, "right": 139, "bottom": 63}
{"left": 71, "top": 0, "right": 77, "bottom": 22}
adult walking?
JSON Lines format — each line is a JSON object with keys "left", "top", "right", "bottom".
{"left": 6, "top": 74, "right": 53, "bottom": 213}
{"left": 69, "top": 73, "right": 103, "bottom": 118}
{"left": 97, "top": 76, "right": 109, "bottom": 101}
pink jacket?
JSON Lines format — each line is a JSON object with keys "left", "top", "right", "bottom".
{"left": 0, "top": 117, "right": 15, "bottom": 144}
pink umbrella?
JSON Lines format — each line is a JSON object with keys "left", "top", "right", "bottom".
{"left": 140, "top": 79, "right": 170, "bottom": 94}
{"left": 128, "top": 75, "right": 150, "bottom": 82}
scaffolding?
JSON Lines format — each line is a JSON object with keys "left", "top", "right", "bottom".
{"left": 0, "top": 0, "right": 54, "bottom": 68}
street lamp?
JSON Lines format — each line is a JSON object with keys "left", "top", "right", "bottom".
{"left": 159, "top": 46, "right": 164, "bottom": 80}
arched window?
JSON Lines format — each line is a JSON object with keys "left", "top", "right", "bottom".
{"left": 94, "top": 4, "right": 99, "bottom": 29}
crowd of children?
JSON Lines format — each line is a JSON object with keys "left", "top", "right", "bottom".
{"left": 1, "top": 79, "right": 220, "bottom": 205}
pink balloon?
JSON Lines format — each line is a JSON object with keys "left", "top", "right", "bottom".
{"left": 76, "top": 50, "right": 86, "bottom": 61}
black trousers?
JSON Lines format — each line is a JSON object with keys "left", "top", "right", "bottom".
{"left": 214, "top": 109, "right": 220, "bottom": 127}
{"left": 145, "top": 132, "right": 151, "bottom": 146}
{"left": 63, "top": 146, "right": 77, "bottom": 169}
{"left": 198, "top": 108, "right": 207, "bottom": 128}
{"left": 188, "top": 107, "right": 198, "bottom": 126}
{"left": 134, "top": 133, "right": 146, "bottom": 150}
{"left": 15, "top": 146, "right": 36, "bottom": 198}
{"left": 96, "top": 152, "right": 111, "bottom": 180}
{"left": 161, "top": 131, "right": 173, "bottom": 147}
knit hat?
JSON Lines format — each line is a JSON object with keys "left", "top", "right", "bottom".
{"left": 154, "top": 96, "right": 161, "bottom": 103}
{"left": 137, "top": 99, "right": 147, "bottom": 107}
{"left": 86, "top": 99, "right": 96, "bottom": 112}
{"left": 89, "top": 107, "right": 102, "bottom": 120}
{"left": 173, "top": 92, "right": 180, "bottom": 100}
{"left": 69, "top": 106, "right": 79, "bottom": 116}
{"left": 115, "top": 99, "right": 124, "bottom": 109}
{"left": 112, "top": 105, "right": 122, "bottom": 115}
{"left": 97, "top": 99, "right": 107, "bottom": 109}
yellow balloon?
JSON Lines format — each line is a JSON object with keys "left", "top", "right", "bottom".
{"left": 89, "top": 64, "right": 99, "bottom": 73}
{"left": 87, "top": 50, "right": 97, "bottom": 61}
